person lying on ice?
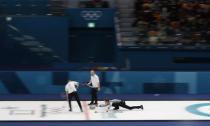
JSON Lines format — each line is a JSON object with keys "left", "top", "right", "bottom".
{"left": 94, "top": 99, "right": 143, "bottom": 113}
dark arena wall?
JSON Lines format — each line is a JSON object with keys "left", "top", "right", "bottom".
{"left": 0, "top": 0, "right": 210, "bottom": 70}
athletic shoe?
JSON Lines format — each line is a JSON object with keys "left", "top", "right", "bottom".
{"left": 93, "top": 103, "right": 98, "bottom": 106}
{"left": 139, "top": 105, "right": 144, "bottom": 110}
{"left": 88, "top": 102, "right": 94, "bottom": 105}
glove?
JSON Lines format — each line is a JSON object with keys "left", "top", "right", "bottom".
{"left": 97, "top": 87, "right": 100, "bottom": 91}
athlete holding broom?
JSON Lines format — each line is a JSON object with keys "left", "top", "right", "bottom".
{"left": 65, "top": 80, "right": 83, "bottom": 112}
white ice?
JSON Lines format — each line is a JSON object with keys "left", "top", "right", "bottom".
{"left": 0, "top": 101, "right": 210, "bottom": 121}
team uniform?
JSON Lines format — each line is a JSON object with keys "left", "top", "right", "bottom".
{"left": 65, "top": 81, "right": 83, "bottom": 112}
{"left": 88, "top": 74, "right": 100, "bottom": 105}
{"left": 96, "top": 99, "right": 143, "bottom": 112}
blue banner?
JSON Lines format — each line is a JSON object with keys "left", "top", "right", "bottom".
{"left": 66, "top": 8, "right": 115, "bottom": 28}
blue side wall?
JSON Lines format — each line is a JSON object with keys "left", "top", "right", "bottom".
{"left": 0, "top": 71, "right": 210, "bottom": 94}
{"left": 120, "top": 49, "right": 210, "bottom": 70}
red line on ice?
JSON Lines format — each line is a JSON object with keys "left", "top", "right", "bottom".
{"left": 82, "top": 101, "right": 90, "bottom": 120}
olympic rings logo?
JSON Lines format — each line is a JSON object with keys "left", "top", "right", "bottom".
{"left": 186, "top": 103, "right": 210, "bottom": 117}
{"left": 80, "top": 11, "right": 103, "bottom": 20}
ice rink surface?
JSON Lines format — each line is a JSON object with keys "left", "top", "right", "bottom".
{"left": 0, "top": 101, "right": 210, "bottom": 121}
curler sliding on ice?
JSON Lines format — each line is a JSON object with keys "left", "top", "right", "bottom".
{"left": 94, "top": 99, "right": 144, "bottom": 113}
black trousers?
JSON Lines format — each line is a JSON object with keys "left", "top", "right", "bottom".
{"left": 68, "top": 92, "right": 82, "bottom": 111}
{"left": 90, "top": 88, "right": 98, "bottom": 104}
{"left": 112, "top": 101, "right": 140, "bottom": 110}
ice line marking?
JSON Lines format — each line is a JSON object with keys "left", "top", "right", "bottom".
{"left": 82, "top": 101, "right": 90, "bottom": 120}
